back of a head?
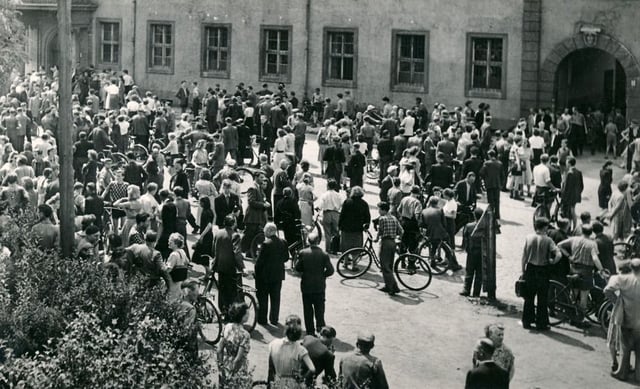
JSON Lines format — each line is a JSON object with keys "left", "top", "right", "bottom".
{"left": 284, "top": 315, "right": 303, "bottom": 341}
{"left": 475, "top": 338, "right": 495, "bottom": 361}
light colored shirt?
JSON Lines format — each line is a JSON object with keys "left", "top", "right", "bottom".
{"left": 604, "top": 273, "right": 640, "bottom": 330}
{"left": 442, "top": 199, "right": 457, "bottom": 219}
{"left": 316, "top": 190, "right": 345, "bottom": 212}
{"left": 521, "top": 233, "right": 560, "bottom": 270}
{"left": 397, "top": 195, "right": 422, "bottom": 220}
{"left": 529, "top": 135, "right": 545, "bottom": 149}
{"left": 532, "top": 164, "right": 551, "bottom": 187}
{"left": 558, "top": 236, "right": 599, "bottom": 268}
{"left": 268, "top": 338, "right": 308, "bottom": 378}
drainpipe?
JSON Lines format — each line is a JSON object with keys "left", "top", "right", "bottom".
{"left": 132, "top": 0, "right": 137, "bottom": 79}
{"left": 303, "top": 0, "right": 311, "bottom": 99}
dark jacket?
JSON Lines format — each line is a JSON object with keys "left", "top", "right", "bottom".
{"left": 244, "top": 185, "right": 269, "bottom": 225}
{"left": 377, "top": 138, "right": 393, "bottom": 161}
{"left": 222, "top": 125, "right": 239, "bottom": 150}
{"left": 294, "top": 245, "right": 334, "bottom": 293}
{"left": 170, "top": 170, "right": 190, "bottom": 194}
{"left": 428, "top": 163, "right": 454, "bottom": 190}
{"left": 205, "top": 96, "right": 218, "bottom": 118}
{"left": 479, "top": 159, "right": 504, "bottom": 190}
{"left": 348, "top": 151, "right": 366, "bottom": 178}
{"left": 380, "top": 175, "right": 394, "bottom": 202}
{"left": 214, "top": 193, "right": 242, "bottom": 228}
{"left": 131, "top": 114, "right": 149, "bottom": 136}
{"left": 211, "top": 228, "right": 244, "bottom": 274}
{"left": 302, "top": 335, "right": 336, "bottom": 381}
{"left": 339, "top": 197, "right": 371, "bottom": 233}
{"left": 465, "top": 361, "right": 509, "bottom": 389}
{"left": 561, "top": 168, "right": 584, "bottom": 205}
{"left": 255, "top": 236, "right": 288, "bottom": 286}
{"left": 275, "top": 196, "right": 301, "bottom": 228}
{"left": 455, "top": 180, "right": 478, "bottom": 208}
{"left": 420, "top": 208, "right": 449, "bottom": 241}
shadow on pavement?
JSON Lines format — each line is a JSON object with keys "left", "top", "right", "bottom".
{"left": 390, "top": 293, "right": 424, "bottom": 305}
{"left": 539, "top": 329, "right": 596, "bottom": 351}
{"left": 499, "top": 219, "right": 523, "bottom": 227}
{"left": 332, "top": 338, "right": 355, "bottom": 353}
{"left": 340, "top": 278, "right": 380, "bottom": 289}
{"left": 252, "top": 323, "right": 283, "bottom": 344}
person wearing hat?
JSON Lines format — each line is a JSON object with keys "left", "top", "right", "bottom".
{"left": 340, "top": 331, "right": 389, "bottom": 389}
{"left": 347, "top": 142, "right": 366, "bottom": 188}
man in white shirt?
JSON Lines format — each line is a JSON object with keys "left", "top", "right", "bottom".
{"left": 532, "top": 154, "right": 557, "bottom": 207}
{"left": 529, "top": 129, "right": 546, "bottom": 166}
{"left": 122, "top": 69, "right": 134, "bottom": 94}
{"left": 401, "top": 110, "right": 416, "bottom": 137}
{"left": 316, "top": 179, "right": 345, "bottom": 253}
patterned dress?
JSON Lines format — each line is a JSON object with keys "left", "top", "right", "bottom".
{"left": 219, "top": 323, "right": 251, "bottom": 388}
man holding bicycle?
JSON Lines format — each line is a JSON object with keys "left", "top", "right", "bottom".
{"left": 557, "top": 224, "right": 607, "bottom": 328}
{"left": 375, "top": 202, "right": 404, "bottom": 296}
{"left": 532, "top": 154, "right": 558, "bottom": 208}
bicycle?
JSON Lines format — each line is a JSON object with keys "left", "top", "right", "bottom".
{"left": 336, "top": 227, "right": 433, "bottom": 291}
{"left": 193, "top": 290, "right": 223, "bottom": 345}
{"left": 416, "top": 229, "right": 454, "bottom": 275}
{"left": 547, "top": 270, "right": 610, "bottom": 327}
{"left": 365, "top": 148, "right": 380, "bottom": 180}
{"left": 612, "top": 226, "right": 640, "bottom": 260}
{"left": 200, "top": 256, "right": 258, "bottom": 334}
{"left": 532, "top": 189, "right": 561, "bottom": 227}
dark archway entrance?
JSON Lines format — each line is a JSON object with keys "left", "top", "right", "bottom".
{"left": 554, "top": 48, "right": 626, "bottom": 116}
{"left": 539, "top": 33, "right": 640, "bottom": 121}
{"left": 46, "top": 32, "right": 60, "bottom": 72}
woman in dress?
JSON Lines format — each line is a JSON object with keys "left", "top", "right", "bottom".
{"left": 101, "top": 168, "right": 129, "bottom": 231}
{"left": 338, "top": 186, "right": 371, "bottom": 252}
{"left": 165, "top": 232, "right": 189, "bottom": 301}
{"left": 316, "top": 120, "right": 333, "bottom": 175}
{"left": 296, "top": 173, "right": 316, "bottom": 227}
{"left": 191, "top": 139, "right": 209, "bottom": 184}
{"left": 519, "top": 138, "right": 533, "bottom": 197}
{"left": 113, "top": 184, "right": 142, "bottom": 246}
{"left": 598, "top": 161, "right": 614, "bottom": 210}
{"left": 608, "top": 180, "right": 633, "bottom": 241}
{"left": 192, "top": 196, "right": 214, "bottom": 269}
{"left": 267, "top": 315, "right": 315, "bottom": 388}
{"left": 194, "top": 169, "right": 218, "bottom": 226}
{"left": 217, "top": 302, "right": 251, "bottom": 389}
{"left": 609, "top": 260, "right": 631, "bottom": 377}
{"left": 272, "top": 129, "right": 288, "bottom": 170}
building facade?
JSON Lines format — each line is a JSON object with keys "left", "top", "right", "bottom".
{"left": 16, "top": 0, "right": 640, "bottom": 127}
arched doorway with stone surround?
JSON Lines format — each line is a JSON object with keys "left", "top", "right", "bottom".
{"left": 539, "top": 33, "right": 640, "bottom": 121}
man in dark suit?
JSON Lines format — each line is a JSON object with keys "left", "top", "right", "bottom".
{"left": 480, "top": 150, "right": 504, "bottom": 219}
{"left": 214, "top": 179, "right": 243, "bottom": 229}
{"left": 169, "top": 159, "right": 190, "bottom": 195}
{"left": 436, "top": 135, "right": 456, "bottom": 165}
{"left": 302, "top": 326, "right": 337, "bottom": 386}
{"left": 242, "top": 173, "right": 270, "bottom": 255}
{"left": 254, "top": 222, "right": 288, "bottom": 325}
{"left": 222, "top": 117, "right": 239, "bottom": 161}
{"left": 421, "top": 196, "right": 461, "bottom": 271}
{"left": 175, "top": 80, "right": 189, "bottom": 113}
{"left": 427, "top": 153, "right": 454, "bottom": 192}
{"left": 211, "top": 215, "right": 245, "bottom": 314}
{"left": 204, "top": 89, "right": 218, "bottom": 133}
{"left": 465, "top": 338, "right": 509, "bottom": 389}
{"left": 454, "top": 172, "right": 479, "bottom": 233}
{"left": 548, "top": 126, "right": 563, "bottom": 155}
{"left": 561, "top": 156, "right": 584, "bottom": 229}
{"left": 323, "top": 137, "right": 346, "bottom": 184}
{"left": 462, "top": 147, "right": 484, "bottom": 194}
{"left": 294, "top": 232, "right": 335, "bottom": 335}
{"left": 548, "top": 155, "right": 563, "bottom": 189}
{"left": 379, "top": 165, "right": 398, "bottom": 203}
{"left": 377, "top": 131, "right": 394, "bottom": 182}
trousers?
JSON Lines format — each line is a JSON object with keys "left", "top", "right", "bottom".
{"left": 217, "top": 273, "right": 239, "bottom": 315}
{"left": 256, "top": 280, "right": 282, "bottom": 324}
{"left": 302, "top": 292, "right": 326, "bottom": 335}
{"left": 486, "top": 188, "right": 501, "bottom": 219}
{"left": 322, "top": 210, "right": 340, "bottom": 253}
{"left": 522, "top": 264, "right": 550, "bottom": 328}
{"left": 379, "top": 238, "right": 399, "bottom": 291}
{"left": 463, "top": 249, "right": 483, "bottom": 296}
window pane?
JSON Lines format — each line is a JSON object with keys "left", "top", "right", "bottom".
{"left": 279, "top": 64, "right": 288, "bottom": 75}
{"left": 267, "top": 53, "right": 277, "bottom": 66}
{"left": 218, "top": 60, "right": 227, "bottom": 71}
{"left": 398, "top": 71, "right": 411, "bottom": 84}
{"left": 112, "top": 25, "right": 119, "bottom": 41}
{"left": 154, "top": 28, "right": 162, "bottom": 44}
{"left": 329, "top": 58, "right": 341, "bottom": 79}
{"left": 206, "top": 51, "right": 215, "bottom": 70}
{"left": 165, "top": 47, "right": 172, "bottom": 58}
{"left": 490, "top": 39, "right": 503, "bottom": 62}
{"left": 220, "top": 50, "right": 227, "bottom": 62}
{"left": 472, "top": 65, "right": 487, "bottom": 88}
{"left": 473, "top": 39, "right": 487, "bottom": 61}
{"left": 489, "top": 66, "right": 502, "bottom": 89}
{"left": 267, "top": 63, "right": 277, "bottom": 74}
{"left": 414, "top": 61, "right": 424, "bottom": 73}
{"left": 331, "top": 40, "right": 342, "bottom": 54}
{"left": 220, "top": 28, "right": 228, "bottom": 47}
{"left": 102, "top": 45, "right": 111, "bottom": 63}
{"left": 343, "top": 57, "right": 353, "bottom": 80}
{"left": 279, "top": 54, "right": 288, "bottom": 66}
{"left": 413, "top": 36, "right": 424, "bottom": 59}
{"left": 279, "top": 31, "right": 288, "bottom": 50}
{"left": 399, "top": 61, "right": 411, "bottom": 72}
{"left": 113, "top": 45, "right": 119, "bottom": 63}
{"left": 268, "top": 35, "right": 278, "bottom": 50}
{"left": 103, "top": 24, "right": 111, "bottom": 41}
{"left": 399, "top": 36, "right": 412, "bottom": 58}
{"left": 412, "top": 72, "right": 423, "bottom": 84}
{"left": 344, "top": 40, "right": 354, "bottom": 55}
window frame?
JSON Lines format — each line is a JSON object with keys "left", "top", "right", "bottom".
{"left": 322, "top": 27, "right": 358, "bottom": 88}
{"left": 96, "top": 18, "right": 121, "bottom": 67}
{"left": 201, "top": 23, "right": 231, "bottom": 79}
{"left": 259, "top": 25, "right": 293, "bottom": 83}
{"left": 390, "top": 30, "right": 429, "bottom": 93}
{"left": 465, "top": 33, "right": 508, "bottom": 99}
{"left": 147, "top": 21, "right": 175, "bottom": 75}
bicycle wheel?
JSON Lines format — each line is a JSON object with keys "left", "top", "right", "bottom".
{"left": 251, "top": 381, "right": 269, "bottom": 389}
{"left": 310, "top": 220, "right": 323, "bottom": 243}
{"left": 394, "top": 254, "right": 432, "bottom": 291}
{"left": 289, "top": 242, "right": 303, "bottom": 269}
{"left": 598, "top": 300, "right": 613, "bottom": 332}
{"left": 585, "top": 291, "right": 601, "bottom": 324}
{"left": 547, "top": 280, "right": 576, "bottom": 326}
{"left": 236, "top": 167, "right": 256, "bottom": 195}
{"left": 418, "top": 240, "right": 449, "bottom": 275}
{"left": 240, "top": 290, "right": 258, "bottom": 333}
{"left": 614, "top": 242, "right": 633, "bottom": 260}
{"left": 365, "top": 159, "right": 379, "bottom": 180}
{"left": 250, "top": 232, "right": 266, "bottom": 259}
{"left": 196, "top": 297, "right": 222, "bottom": 345}
{"left": 336, "top": 248, "right": 372, "bottom": 279}
{"left": 532, "top": 204, "right": 550, "bottom": 227}
{"left": 131, "top": 144, "right": 149, "bottom": 162}
{"left": 111, "top": 152, "right": 129, "bottom": 167}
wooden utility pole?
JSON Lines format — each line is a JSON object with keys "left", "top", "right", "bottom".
{"left": 57, "top": 0, "right": 74, "bottom": 257}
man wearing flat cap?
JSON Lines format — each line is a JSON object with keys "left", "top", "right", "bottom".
{"left": 340, "top": 331, "right": 388, "bottom": 389}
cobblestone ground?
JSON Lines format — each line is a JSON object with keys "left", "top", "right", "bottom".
{"left": 195, "top": 138, "right": 634, "bottom": 389}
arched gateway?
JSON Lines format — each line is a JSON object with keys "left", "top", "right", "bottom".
{"left": 539, "top": 33, "right": 640, "bottom": 120}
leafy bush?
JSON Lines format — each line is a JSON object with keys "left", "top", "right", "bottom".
{"left": 0, "top": 212, "right": 212, "bottom": 387}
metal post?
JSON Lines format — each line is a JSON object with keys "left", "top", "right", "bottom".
{"left": 57, "top": 0, "right": 75, "bottom": 257}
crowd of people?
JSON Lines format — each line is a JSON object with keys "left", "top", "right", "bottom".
{"left": 1, "top": 63, "right": 640, "bottom": 387}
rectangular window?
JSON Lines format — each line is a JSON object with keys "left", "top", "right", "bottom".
{"left": 98, "top": 21, "right": 120, "bottom": 65}
{"left": 466, "top": 34, "right": 507, "bottom": 99}
{"left": 323, "top": 28, "right": 357, "bottom": 87}
{"left": 202, "top": 24, "right": 231, "bottom": 78}
{"left": 391, "top": 30, "right": 428, "bottom": 92}
{"left": 148, "top": 22, "right": 174, "bottom": 74}
{"left": 259, "top": 26, "right": 292, "bottom": 83}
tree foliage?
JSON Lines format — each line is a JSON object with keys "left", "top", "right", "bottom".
{"left": 0, "top": 0, "right": 27, "bottom": 93}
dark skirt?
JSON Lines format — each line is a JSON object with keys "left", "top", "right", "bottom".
{"left": 341, "top": 231, "right": 363, "bottom": 252}
{"left": 598, "top": 184, "right": 612, "bottom": 209}
{"left": 192, "top": 231, "right": 213, "bottom": 266}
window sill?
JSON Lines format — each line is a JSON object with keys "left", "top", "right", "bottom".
{"left": 147, "top": 67, "right": 175, "bottom": 75}
{"left": 259, "top": 74, "right": 291, "bottom": 84}
{"left": 465, "top": 88, "right": 506, "bottom": 100}
{"left": 201, "top": 71, "right": 230, "bottom": 79}
{"left": 391, "top": 84, "right": 427, "bottom": 94}
{"left": 322, "top": 79, "right": 356, "bottom": 89}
